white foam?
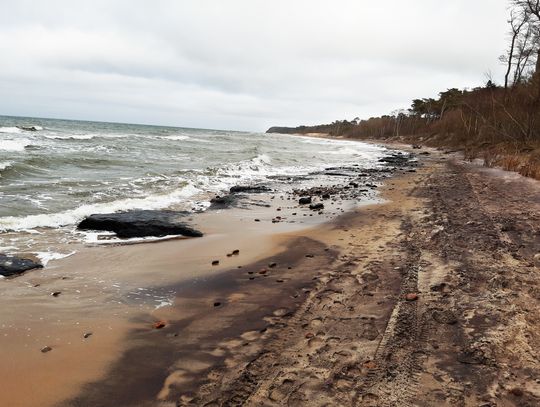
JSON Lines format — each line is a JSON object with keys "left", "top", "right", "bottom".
{"left": 82, "top": 232, "right": 187, "bottom": 245}
{"left": 154, "top": 298, "right": 174, "bottom": 309}
{"left": 0, "top": 139, "right": 30, "bottom": 151}
{"left": 156, "top": 135, "right": 190, "bottom": 141}
{"left": 0, "top": 183, "right": 201, "bottom": 232}
{"left": 0, "top": 127, "right": 22, "bottom": 134}
{"left": 0, "top": 161, "right": 13, "bottom": 171}
{"left": 34, "top": 251, "right": 76, "bottom": 266}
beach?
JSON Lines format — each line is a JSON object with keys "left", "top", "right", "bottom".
{"left": 1, "top": 132, "right": 539, "bottom": 406}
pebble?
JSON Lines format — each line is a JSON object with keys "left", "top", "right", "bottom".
{"left": 51, "top": 291, "right": 61, "bottom": 297}
{"left": 509, "top": 388, "right": 524, "bottom": 397}
{"left": 533, "top": 253, "right": 540, "bottom": 268}
{"left": 405, "top": 293, "right": 418, "bottom": 301}
{"left": 212, "top": 260, "right": 219, "bottom": 266}
{"left": 268, "top": 262, "right": 277, "bottom": 268}
{"left": 232, "top": 249, "right": 240, "bottom": 255}
{"left": 213, "top": 302, "right": 222, "bottom": 307}
{"left": 153, "top": 321, "right": 166, "bottom": 329}
{"left": 83, "top": 332, "right": 93, "bottom": 339}
{"left": 41, "top": 346, "right": 52, "bottom": 353}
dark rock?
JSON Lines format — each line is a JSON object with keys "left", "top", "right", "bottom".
{"left": 41, "top": 346, "right": 52, "bottom": 353}
{"left": 232, "top": 249, "right": 240, "bottom": 255}
{"left": 18, "top": 126, "right": 40, "bottom": 132}
{"left": 51, "top": 291, "right": 61, "bottom": 297}
{"left": 268, "top": 262, "right": 277, "bottom": 268}
{"left": 209, "top": 194, "right": 237, "bottom": 209}
{"left": 213, "top": 302, "right": 221, "bottom": 307}
{"left": 309, "top": 203, "right": 324, "bottom": 210}
{"left": 83, "top": 332, "right": 93, "bottom": 339}
{"left": 77, "top": 210, "right": 202, "bottom": 238}
{"left": 378, "top": 153, "right": 413, "bottom": 167}
{"left": 229, "top": 185, "right": 270, "bottom": 194}
{"left": 299, "top": 197, "right": 312, "bottom": 205}
{"left": 322, "top": 193, "right": 331, "bottom": 199}
{"left": 0, "top": 254, "right": 43, "bottom": 277}
{"left": 509, "top": 388, "right": 524, "bottom": 397}
{"left": 212, "top": 260, "right": 219, "bottom": 266}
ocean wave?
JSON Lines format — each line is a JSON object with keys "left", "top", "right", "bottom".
{"left": 0, "top": 183, "right": 201, "bottom": 232}
{"left": 156, "top": 135, "right": 191, "bottom": 141}
{"left": 0, "top": 161, "right": 13, "bottom": 171}
{"left": 0, "top": 126, "right": 22, "bottom": 134}
{"left": 44, "top": 134, "right": 96, "bottom": 140}
{"left": 0, "top": 139, "right": 31, "bottom": 151}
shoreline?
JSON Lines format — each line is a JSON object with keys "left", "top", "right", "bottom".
{"left": 0, "top": 140, "right": 415, "bottom": 407}
{"left": 1, "top": 139, "right": 539, "bottom": 406}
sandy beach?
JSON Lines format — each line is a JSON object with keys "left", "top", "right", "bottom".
{"left": 1, "top": 144, "right": 539, "bottom": 407}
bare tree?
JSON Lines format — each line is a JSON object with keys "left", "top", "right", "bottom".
{"left": 513, "top": 0, "right": 540, "bottom": 77}
{"left": 502, "top": 10, "right": 529, "bottom": 90}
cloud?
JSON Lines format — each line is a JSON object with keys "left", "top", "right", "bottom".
{"left": 0, "top": 0, "right": 510, "bottom": 130}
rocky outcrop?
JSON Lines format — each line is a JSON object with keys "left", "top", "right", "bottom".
{"left": 77, "top": 210, "right": 203, "bottom": 238}
{"left": 209, "top": 194, "right": 238, "bottom": 210}
{"left": 0, "top": 254, "right": 43, "bottom": 277}
{"left": 229, "top": 185, "right": 271, "bottom": 194}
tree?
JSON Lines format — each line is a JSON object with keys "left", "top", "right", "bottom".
{"left": 512, "top": 1, "right": 540, "bottom": 79}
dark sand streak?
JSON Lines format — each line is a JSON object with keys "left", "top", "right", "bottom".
{"left": 62, "top": 237, "right": 336, "bottom": 407}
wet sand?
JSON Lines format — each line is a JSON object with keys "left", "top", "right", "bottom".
{"left": 1, "top": 146, "right": 539, "bottom": 407}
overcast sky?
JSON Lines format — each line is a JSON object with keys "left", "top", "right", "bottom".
{"left": 0, "top": 0, "right": 509, "bottom": 131}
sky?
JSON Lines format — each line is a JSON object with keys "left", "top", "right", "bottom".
{"left": 0, "top": 0, "right": 510, "bottom": 131}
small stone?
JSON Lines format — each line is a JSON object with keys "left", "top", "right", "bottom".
{"left": 226, "top": 253, "right": 232, "bottom": 257}
{"left": 41, "top": 346, "right": 52, "bottom": 353}
{"left": 254, "top": 218, "right": 260, "bottom": 222}
{"left": 309, "top": 203, "right": 324, "bottom": 211}
{"left": 533, "top": 253, "right": 540, "bottom": 268}
{"left": 305, "top": 332, "right": 315, "bottom": 339}
{"left": 232, "top": 249, "right": 240, "bottom": 255}
{"left": 276, "top": 279, "right": 284, "bottom": 283}
{"left": 212, "top": 260, "right": 219, "bottom": 266}
{"left": 363, "top": 360, "right": 377, "bottom": 369}
{"left": 405, "top": 293, "right": 418, "bottom": 301}
{"left": 51, "top": 291, "right": 61, "bottom": 297}
{"left": 83, "top": 332, "right": 93, "bottom": 339}
{"left": 510, "top": 388, "right": 524, "bottom": 397}
{"left": 268, "top": 262, "right": 277, "bottom": 268}
{"left": 299, "top": 197, "right": 312, "bottom": 205}
{"left": 153, "top": 321, "right": 166, "bottom": 329}
{"left": 259, "top": 269, "right": 268, "bottom": 275}
{"left": 213, "top": 302, "right": 222, "bottom": 307}
{"left": 305, "top": 254, "right": 314, "bottom": 258}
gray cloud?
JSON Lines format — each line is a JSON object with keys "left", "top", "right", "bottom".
{"left": 0, "top": 0, "right": 509, "bottom": 130}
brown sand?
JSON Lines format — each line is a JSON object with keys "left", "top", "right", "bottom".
{"left": 1, "top": 147, "right": 539, "bottom": 407}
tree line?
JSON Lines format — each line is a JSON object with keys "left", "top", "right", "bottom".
{"left": 268, "top": 1, "right": 540, "bottom": 179}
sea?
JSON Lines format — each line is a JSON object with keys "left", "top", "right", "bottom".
{"left": 0, "top": 115, "right": 391, "bottom": 264}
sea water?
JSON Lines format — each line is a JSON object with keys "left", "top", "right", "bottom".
{"left": 0, "top": 115, "right": 389, "bottom": 259}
